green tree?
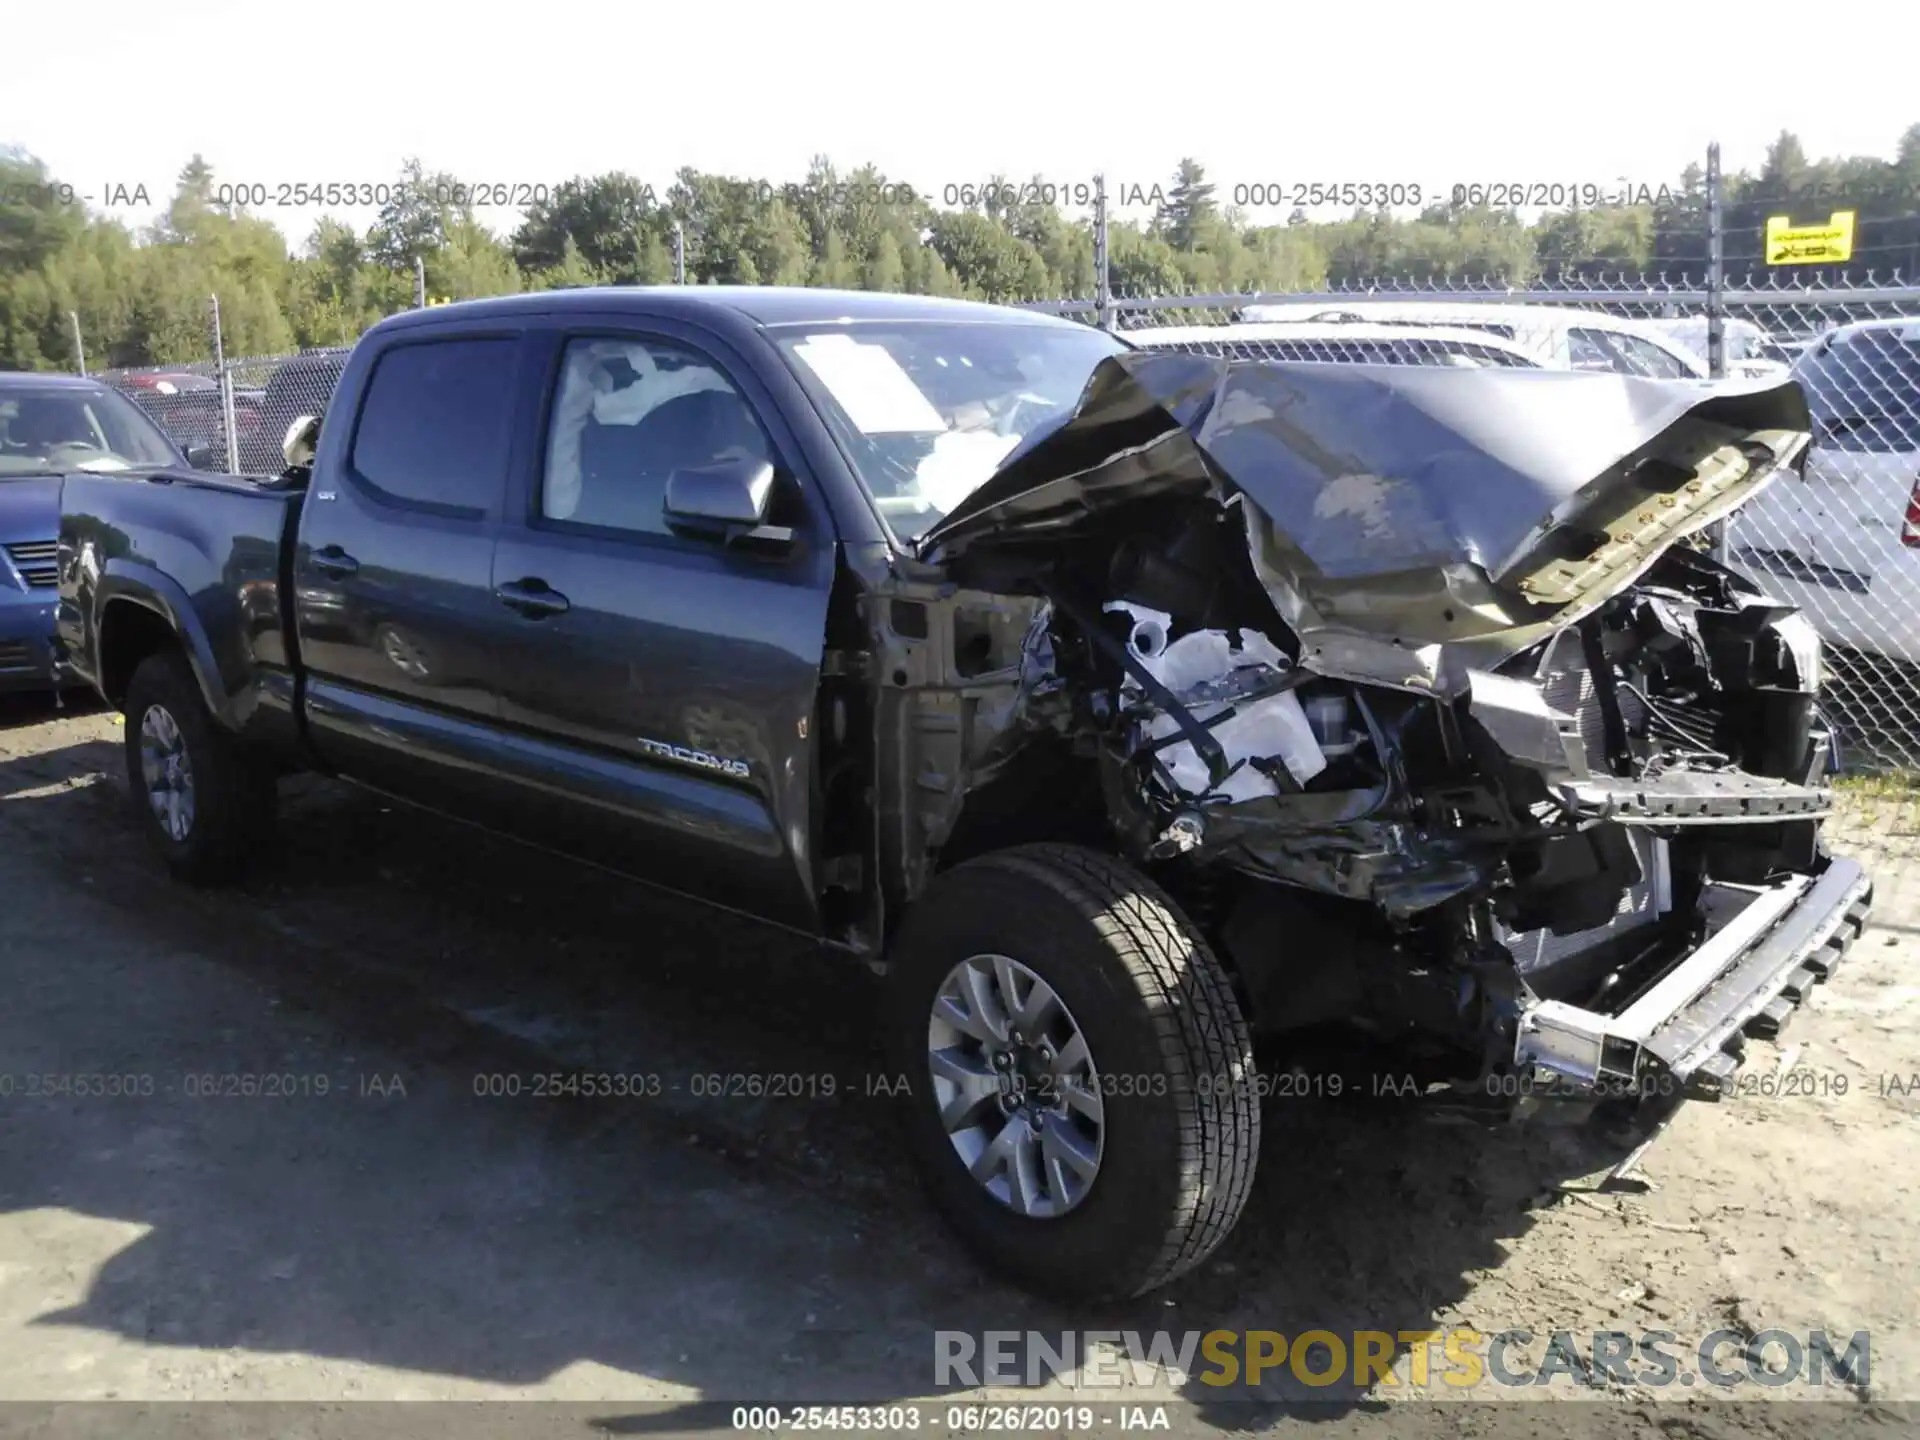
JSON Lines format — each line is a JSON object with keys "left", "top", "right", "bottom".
{"left": 1106, "top": 223, "right": 1185, "bottom": 300}
{"left": 1757, "top": 131, "right": 1812, "bottom": 200}
{"left": 511, "top": 172, "right": 666, "bottom": 280}
{"left": 860, "top": 230, "right": 905, "bottom": 293}
{"left": 926, "top": 211, "right": 1047, "bottom": 300}
{"left": 159, "top": 154, "right": 218, "bottom": 242}
{"left": 525, "top": 235, "right": 601, "bottom": 291}
{"left": 432, "top": 217, "right": 523, "bottom": 300}
{"left": 368, "top": 159, "right": 465, "bottom": 273}
{"left": 1154, "top": 159, "right": 1216, "bottom": 251}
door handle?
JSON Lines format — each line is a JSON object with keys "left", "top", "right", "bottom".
{"left": 310, "top": 546, "right": 359, "bottom": 578}
{"left": 495, "top": 578, "right": 570, "bottom": 619}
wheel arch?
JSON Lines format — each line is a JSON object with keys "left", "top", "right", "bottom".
{"left": 93, "top": 573, "right": 232, "bottom": 726}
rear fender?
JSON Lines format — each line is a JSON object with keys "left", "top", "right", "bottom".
{"left": 92, "top": 564, "right": 238, "bottom": 728}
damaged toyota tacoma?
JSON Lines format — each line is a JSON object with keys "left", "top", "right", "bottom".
{"left": 54, "top": 288, "right": 1872, "bottom": 1301}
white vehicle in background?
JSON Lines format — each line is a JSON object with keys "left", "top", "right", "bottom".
{"left": 1639, "top": 316, "right": 1792, "bottom": 379}
{"left": 1122, "top": 320, "right": 1547, "bottom": 368}
{"left": 1728, "top": 318, "right": 1920, "bottom": 664}
{"left": 1235, "top": 301, "right": 1709, "bottom": 379}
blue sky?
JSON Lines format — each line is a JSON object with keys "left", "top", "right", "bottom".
{"left": 5, "top": 0, "right": 1915, "bottom": 249}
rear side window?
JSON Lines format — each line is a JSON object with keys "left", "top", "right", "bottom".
{"left": 350, "top": 338, "right": 518, "bottom": 513}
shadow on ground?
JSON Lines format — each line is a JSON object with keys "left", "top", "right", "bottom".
{"left": 0, "top": 689, "right": 106, "bottom": 732}
{"left": 0, "top": 734, "right": 1665, "bottom": 1421}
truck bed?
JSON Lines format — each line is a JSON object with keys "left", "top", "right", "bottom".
{"left": 57, "top": 470, "right": 305, "bottom": 737}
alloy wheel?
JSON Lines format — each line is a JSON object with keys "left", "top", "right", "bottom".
{"left": 925, "top": 953, "right": 1105, "bottom": 1218}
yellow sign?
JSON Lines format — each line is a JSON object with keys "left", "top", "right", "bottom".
{"left": 1765, "top": 210, "right": 1855, "bottom": 264}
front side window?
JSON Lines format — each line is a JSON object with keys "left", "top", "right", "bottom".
{"left": 773, "top": 321, "right": 1127, "bottom": 543}
{"left": 0, "top": 387, "right": 181, "bottom": 475}
{"left": 540, "top": 337, "right": 776, "bottom": 537}
{"left": 350, "top": 338, "right": 519, "bottom": 512}
{"left": 1567, "top": 328, "right": 1618, "bottom": 372}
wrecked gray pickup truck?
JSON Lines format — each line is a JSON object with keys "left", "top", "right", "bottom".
{"left": 58, "top": 291, "right": 1869, "bottom": 1303}
{"left": 878, "top": 348, "right": 1868, "bottom": 1293}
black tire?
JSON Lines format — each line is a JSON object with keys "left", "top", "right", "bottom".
{"left": 884, "top": 843, "right": 1260, "bottom": 1300}
{"left": 122, "top": 650, "right": 275, "bottom": 884}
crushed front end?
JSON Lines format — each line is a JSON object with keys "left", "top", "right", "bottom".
{"left": 900, "top": 353, "right": 1872, "bottom": 1103}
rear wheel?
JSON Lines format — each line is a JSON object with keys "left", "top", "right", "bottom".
{"left": 123, "top": 651, "right": 275, "bottom": 884}
{"left": 884, "top": 843, "right": 1260, "bottom": 1299}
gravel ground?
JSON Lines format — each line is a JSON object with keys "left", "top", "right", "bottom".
{"left": 0, "top": 692, "right": 1914, "bottom": 1436}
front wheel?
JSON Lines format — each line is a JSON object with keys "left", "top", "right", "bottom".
{"left": 884, "top": 844, "right": 1260, "bottom": 1300}
{"left": 123, "top": 650, "right": 275, "bottom": 884}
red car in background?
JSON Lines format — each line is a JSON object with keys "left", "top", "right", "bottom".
{"left": 114, "top": 371, "right": 266, "bottom": 469}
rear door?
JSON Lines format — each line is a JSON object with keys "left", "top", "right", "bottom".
{"left": 292, "top": 329, "right": 533, "bottom": 811}
{"left": 482, "top": 319, "right": 838, "bottom": 930}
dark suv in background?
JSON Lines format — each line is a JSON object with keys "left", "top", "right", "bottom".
{"left": 239, "top": 349, "right": 350, "bottom": 474}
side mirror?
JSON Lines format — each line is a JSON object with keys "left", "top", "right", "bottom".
{"left": 282, "top": 414, "right": 321, "bottom": 471}
{"left": 664, "top": 457, "right": 793, "bottom": 549}
{"left": 183, "top": 442, "right": 219, "bottom": 469}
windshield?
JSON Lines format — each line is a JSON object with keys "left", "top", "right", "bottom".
{"left": 1794, "top": 329, "right": 1920, "bottom": 454}
{"left": 0, "top": 386, "right": 181, "bottom": 475}
{"left": 772, "top": 321, "right": 1128, "bottom": 542}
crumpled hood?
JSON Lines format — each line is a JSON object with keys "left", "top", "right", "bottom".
{"left": 920, "top": 352, "right": 1812, "bottom": 694}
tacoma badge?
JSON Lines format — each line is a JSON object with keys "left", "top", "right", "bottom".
{"left": 636, "top": 737, "right": 751, "bottom": 779}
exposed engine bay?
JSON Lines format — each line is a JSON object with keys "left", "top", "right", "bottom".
{"left": 845, "top": 354, "right": 1871, "bottom": 1100}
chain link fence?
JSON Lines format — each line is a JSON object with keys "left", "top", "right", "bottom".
{"left": 1016, "top": 277, "right": 1920, "bottom": 772}
{"left": 103, "top": 347, "right": 351, "bottom": 476}
{"left": 94, "top": 276, "right": 1920, "bottom": 772}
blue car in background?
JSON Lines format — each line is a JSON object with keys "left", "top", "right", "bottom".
{"left": 2, "top": 373, "right": 192, "bottom": 694}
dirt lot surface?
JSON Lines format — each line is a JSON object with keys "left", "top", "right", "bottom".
{"left": 1, "top": 692, "right": 1915, "bottom": 1437}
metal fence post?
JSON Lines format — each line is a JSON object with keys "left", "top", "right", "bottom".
{"left": 1706, "top": 142, "right": 1725, "bottom": 381}
{"left": 1704, "top": 143, "right": 1729, "bottom": 565}
{"left": 1093, "top": 174, "right": 1113, "bottom": 331}
{"left": 672, "top": 222, "right": 686, "bottom": 284}
{"left": 209, "top": 295, "right": 239, "bottom": 473}
{"left": 70, "top": 312, "right": 86, "bottom": 376}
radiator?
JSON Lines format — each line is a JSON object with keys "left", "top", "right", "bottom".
{"left": 1499, "top": 829, "right": 1672, "bottom": 974}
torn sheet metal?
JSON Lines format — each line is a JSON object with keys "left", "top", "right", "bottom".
{"left": 920, "top": 354, "right": 1814, "bottom": 695}
{"left": 1466, "top": 669, "right": 1590, "bottom": 778}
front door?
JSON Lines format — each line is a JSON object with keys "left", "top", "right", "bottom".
{"left": 483, "top": 324, "right": 838, "bottom": 931}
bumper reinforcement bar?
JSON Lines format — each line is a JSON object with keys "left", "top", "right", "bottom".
{"left": 1514, "top": 857, "right": 1872, "bottom": 1097}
